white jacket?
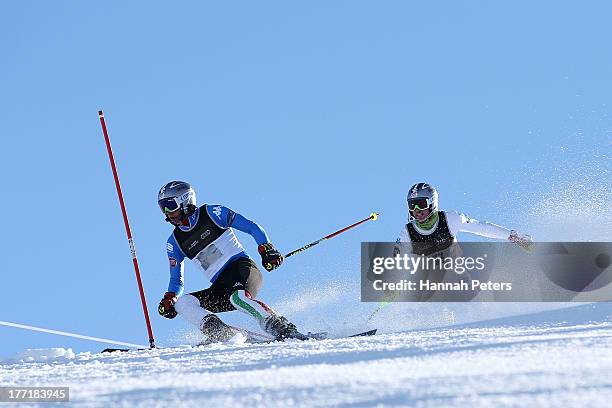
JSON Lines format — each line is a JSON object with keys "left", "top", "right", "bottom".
{"left": 395, "top": 210, "right": 512, "bottom": 254}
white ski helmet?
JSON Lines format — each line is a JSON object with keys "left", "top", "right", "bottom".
{"left": 407, "top": 182, "right": 438, "bottom": 222}
{"left": 158, "top": 181, "right": 197, "bottom": 219}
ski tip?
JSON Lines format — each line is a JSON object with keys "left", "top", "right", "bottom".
{"left": 348, "top": 329, "right": 377, "bottom": 338}
{"left": 98, "top": 110, "right": 104, "bottom": 117}
{"left": 101, "top": 348, "right": 130, "bottom": 353}
{"left": 101, "top": 347, "right": 150, "bottom": 353}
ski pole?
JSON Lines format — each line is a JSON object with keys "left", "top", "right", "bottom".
{"left": 98, "top": 110, "right": 156, "bottom": 349}
{"left": 285, "top": 212, "right": 380, "bottom": 259}
{"left": 366, "top": 291, "right": 399, "bottom": 323}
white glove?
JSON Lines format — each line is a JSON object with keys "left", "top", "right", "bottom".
{"left": 508, "top": 230, "right": 534, "bottom": 253}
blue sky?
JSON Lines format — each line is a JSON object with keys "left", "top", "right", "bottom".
{"left": 1, "top": 1, "right": 610, "bottom": 357}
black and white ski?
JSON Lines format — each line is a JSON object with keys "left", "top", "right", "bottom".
{"left": 348, "top": 329, "right": 377, "bottom": 337}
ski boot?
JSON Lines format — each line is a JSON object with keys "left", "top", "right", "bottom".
{"left": 263, "top": 315, "right": 308, "bottom": 341}
{"left": 198, "top": 314, "right": 239, "bottom": 345}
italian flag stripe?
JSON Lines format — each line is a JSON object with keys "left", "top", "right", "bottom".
{"left": 231, "top": 291, "right": 263, "bottom": 320}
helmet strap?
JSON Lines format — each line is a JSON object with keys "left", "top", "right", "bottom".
{"left": 185, "top": 204, "right": 197, "bottom": 217}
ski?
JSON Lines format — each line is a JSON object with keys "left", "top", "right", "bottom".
{"left": 241, "top": 330, "right": 329, "bottom": 344}
{"left": 348, "top": 329, "right": 377, "bottom": 337}
{"left": 228, "top": 324, "right": 274, "bottom": 343}
{"left": 102, "top": 347, "right": 143, "bottom": 353}
{"left": 101, "top": 329, "right": 377, "bottom": 352}
{"left": 225, "top": 328, "right": 376, "bottom": 345}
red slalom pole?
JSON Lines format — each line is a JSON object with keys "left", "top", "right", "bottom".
{"left": 98, "top": 110, "right": 156, "bottom": 349}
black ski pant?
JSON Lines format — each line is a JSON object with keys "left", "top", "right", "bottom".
{"left": 188, "top": 257, "right": 263, "bottom": 313}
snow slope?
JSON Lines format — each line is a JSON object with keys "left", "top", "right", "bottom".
{"left": 2, "top": 303, "right": 612, "bottom": 407}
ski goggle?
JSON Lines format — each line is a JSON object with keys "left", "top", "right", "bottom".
{"left": 408, "top": 197, "right": 431, "bottom": 211}
{"left": 158, "top": 197, "right": 181, "bottom": 214}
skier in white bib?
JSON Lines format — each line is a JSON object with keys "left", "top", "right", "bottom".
{"left": 156, "top": 181, "right": 308, "bottom": 343}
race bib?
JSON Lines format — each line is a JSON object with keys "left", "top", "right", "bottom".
{"left": 195, "top": 244, "right": 223, "bottom": 270}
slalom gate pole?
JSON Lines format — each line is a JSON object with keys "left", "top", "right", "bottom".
{"left": 284, "top": 212, "right": 380, "bottom": 259}
{"left": 98, "top": 110, "right": 156, "bottom": 349}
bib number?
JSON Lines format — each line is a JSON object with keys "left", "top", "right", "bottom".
{"left": 195, "top": 244, "right": 223, "bottom": 270}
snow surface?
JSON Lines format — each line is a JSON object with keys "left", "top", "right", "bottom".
{"left": 6, "top": 348, "right": 76, "bottom": 364}
{"left": 2, "top": 303, "right": 612, "bottom": 407}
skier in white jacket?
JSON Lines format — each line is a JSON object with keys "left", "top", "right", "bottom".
{"left": 395, "top": 183, "right": 533, "bottom": 256}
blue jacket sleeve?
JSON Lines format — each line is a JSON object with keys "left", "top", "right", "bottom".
{"left": 207, "top": 204, "right": 270, "bottom": 245}
{"left": 166, "top": 235, "right": 185, "bottom": 296}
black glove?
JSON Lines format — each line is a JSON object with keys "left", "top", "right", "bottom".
{"left": 158, "top": 292, "right": 178, "bottom": 319}
{"left": 258, "top": 243, "right": 283, "bottom": 271}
